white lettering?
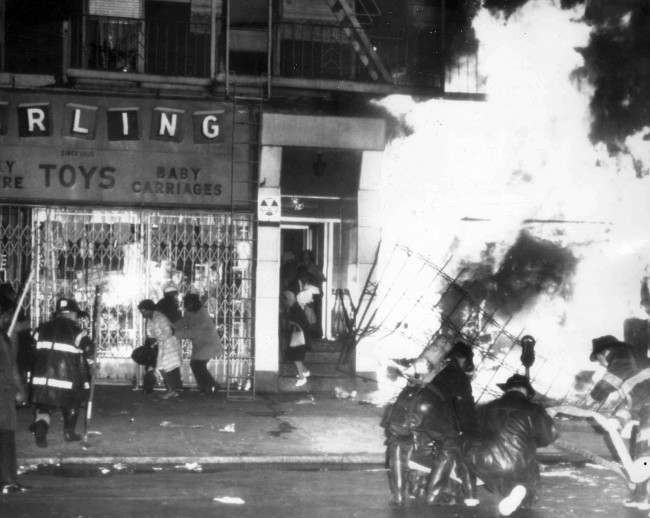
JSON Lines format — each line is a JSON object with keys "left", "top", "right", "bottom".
{"left": 202, "top": 115, "right": 220, "bottom": 139}
{"left": 27, "top": 108, "right": 46, "bottom": 132}
{"left": 159, "top": 112, "right": 178, "bottom": 137}
{"left": 72, "top": 109, "right": 89, "bottom": 134}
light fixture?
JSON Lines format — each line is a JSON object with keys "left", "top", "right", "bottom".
{"left": 312, "top": 152, "right": 326, "bottom": 177}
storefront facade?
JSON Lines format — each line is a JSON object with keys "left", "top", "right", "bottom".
{"left": 254, "top": 112, "right": 386, "bottom": 391}
{"left": 0, "top": 90, "right": 256, "bottom": 389}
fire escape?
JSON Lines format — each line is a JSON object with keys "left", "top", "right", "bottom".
{"left": 325, "top": 0, "right": 392, "bottom": 83}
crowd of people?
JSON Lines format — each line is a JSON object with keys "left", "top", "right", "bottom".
{"left": 136, "top": 283, "right": 221, "bottom": 399}
{"left": 382, "top": 331, "right": 650, "bottom": 515}
{"left": 384, "top": 337, "right": 556, "bottom": 516}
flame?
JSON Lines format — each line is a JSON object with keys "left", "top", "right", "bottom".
{"left": 364, "top": 0, "right": 650, "bottom": 405}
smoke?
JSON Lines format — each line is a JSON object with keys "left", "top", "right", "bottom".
{"left": 454, "top": 231, "right": 578, "bottom": 318}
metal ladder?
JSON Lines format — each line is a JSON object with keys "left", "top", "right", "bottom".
{"left": 224, "top": 88, "right": 264, "bottom": 401}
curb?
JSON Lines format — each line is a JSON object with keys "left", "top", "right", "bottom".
{"left": 18, "top": 449, "right": 607, "bottom": 468}
{"left": 18, "top": 453, "right": 386, "bottom": 467}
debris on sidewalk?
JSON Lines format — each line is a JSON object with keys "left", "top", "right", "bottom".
{"left": 213, "top": 496, "right": 245, "bottom": 505}
{"left": 218, "top": 423, "right": 236, "bottom": 433}
{"left": 176, "top": 462, "right": 203, "bottom": 472}
{"left": 160, "top": 420, "right": 204, "bottom": 429}
{"left": 334, "top": 387, "right": 358, "bottom": 400}
{"left": 295, "top": 395, "right": 316, "bottom": 405}
{"left": 113, "top": 463, "right": 127, "bottom": 471}
{"left": 17, "top": 464, "right": 38, "bottom": 475}
{"left": 99, "top": 467, "right": 111, "bottom": 475}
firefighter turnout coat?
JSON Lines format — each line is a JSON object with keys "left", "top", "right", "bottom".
{"left": 591, "top": 345, "right": 650, "bottom": 455}
{"left": 29, "top": 316, "right": 93, "bottom": 409}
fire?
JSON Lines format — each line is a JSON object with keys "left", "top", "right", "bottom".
{"left": 363, "top": 0, "right": 650, "bottom": 405}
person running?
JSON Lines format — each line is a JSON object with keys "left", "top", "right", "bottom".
{"left": 138, "top": 299, "right": 182, "bottom": 400}
{"left": 174, "top": 293, "right": 221, "bottom": 395}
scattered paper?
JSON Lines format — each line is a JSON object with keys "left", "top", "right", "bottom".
{"left": 99, "top": 467, "right": 110, "bottom": 475}
{"left": 179, "top": 462, "right": 203, "bottom": 472}
{"left": 295, "top": 395, "right": 316, "bottom": 405}
{"left": 213, "top": 496, "right": 245, "bottom": 505}
{"left": 334, "top": 387, "right": 358, "bottom": 400}
{"left": 113, "top": 463, "right": 127, "bottom": 471}
{"left": 87, "top": 430, "right": 103, "bottom": 436}
{"left": 219, "top": 423, "right": 236, "bottom": 433}
{"left": 160, "top": 420, "right": 203, "bottom": 429}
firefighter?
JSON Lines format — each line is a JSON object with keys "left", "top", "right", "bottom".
{"left": 423, "top": 341, "right": 479, "bottom": 506}
{"left": 465, "top": 374, "right": 557, "bottom": 516}
{"left": 589, "top": 334, "right": 650, "bottom": 510}
{"left": 382, "top": 341, "right": 478, "bottom": 507}
{"left": 28, "top": 298, "right": 94, "bottom": 448}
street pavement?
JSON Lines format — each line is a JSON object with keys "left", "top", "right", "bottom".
{"left": 15, "top": 385, "right": 615, "bottom": 470}
{"left": 2, "top": 464, "right": 641, "bottom": 518}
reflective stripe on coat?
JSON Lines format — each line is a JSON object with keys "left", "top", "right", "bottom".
{"left": 29, "top": 316, "right": 90, "bottom": 409}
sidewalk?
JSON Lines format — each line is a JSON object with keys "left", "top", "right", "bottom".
{"left": 15, "top": 386, "right": 615, "bottom": 468}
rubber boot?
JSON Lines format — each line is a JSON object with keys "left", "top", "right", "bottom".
{"left": 425, "top": 451, "right": 453, "bottom": 504}
{"left": 387, "top": 440, "right": 407, "bottom": 506}
{"left": 28, "top": 420, "right": 48, "bottom": 448}
{"left": 63, "top": 408, "right": 82, "bottom": 442}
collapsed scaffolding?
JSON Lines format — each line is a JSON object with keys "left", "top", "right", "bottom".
{"left": 335, "top": 241, "right": 583, "bottom": 404}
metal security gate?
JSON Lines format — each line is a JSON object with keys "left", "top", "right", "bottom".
{"left": 30, "top": 207, "right": 254, "bottom": 390}
{"left": 0, "top": 206, "right": 31, "bottom": 289}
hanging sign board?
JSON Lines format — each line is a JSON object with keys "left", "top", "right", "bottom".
{"left": 0, "top": 92, "right": 254, "bottom": 209}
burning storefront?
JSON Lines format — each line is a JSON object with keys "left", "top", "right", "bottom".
{"left": 0, "top": 91, "right": 257, "bottom": 389}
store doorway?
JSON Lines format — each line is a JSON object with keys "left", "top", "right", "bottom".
{"left": 279, "top": 222, "right": 332, "bottom": 343}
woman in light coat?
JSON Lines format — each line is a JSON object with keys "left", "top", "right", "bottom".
{"left": 138, "top": 299, "right": 182, "bottom": 399}
{"left": 174, "top": 293, "right": 222, "bottom": 395}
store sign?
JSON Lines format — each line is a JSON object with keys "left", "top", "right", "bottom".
{"left": 0, "top": 93, "right": 252, "bottom": 209}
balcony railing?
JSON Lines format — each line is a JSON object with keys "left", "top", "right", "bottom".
{"left": 67, "top": 15, "right": 211, "bottom": 78}
{"left": 2, "top": 14, "right": 483, "bottom": 96}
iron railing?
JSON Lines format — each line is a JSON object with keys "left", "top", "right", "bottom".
{"left": 1, "top": 14, "right": 483, "bottom": 95}
{"left": 23, "top": 207, "right": 254, "bottom": 388}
